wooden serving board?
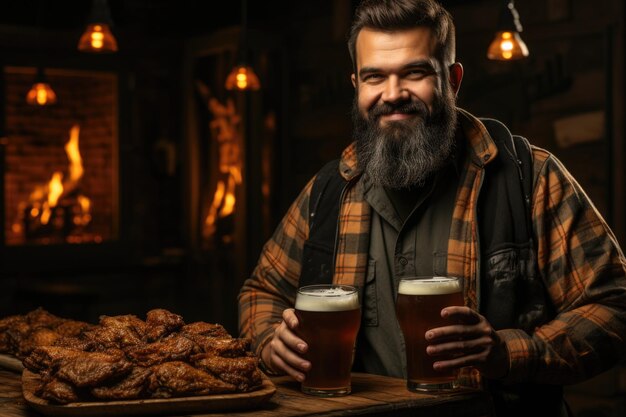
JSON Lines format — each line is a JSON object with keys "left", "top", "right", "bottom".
{"left": 22, "top": 369, "right": 276, "bottom": 416}
{"left": 0, "top": 354, "right": 24, "bottom": 373}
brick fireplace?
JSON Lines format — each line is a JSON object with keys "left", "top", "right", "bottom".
{"left": 3, "top": 67, "right": 118, "bottom": 246}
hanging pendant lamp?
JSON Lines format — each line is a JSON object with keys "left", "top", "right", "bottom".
{"left": 225, "top": 0, "right": 261, "bottom": 91}
{"left": 26, "top": 68, "right": 57, "bottom": 106}
{"left": 487, "top": 0, "right": 529, "bottom": 61}
{"left": 78, "top": 0, "right": 118, "bottom": 53}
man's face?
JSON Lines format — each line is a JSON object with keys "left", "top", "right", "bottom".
{"left": 353, "top": 27, "right": 442, "bottom": 126}
{"left": 351, "top": 27, "right": 459, "bottom": 189}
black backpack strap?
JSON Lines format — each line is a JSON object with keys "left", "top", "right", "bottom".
{"left": 299, "top": 159, "right": 347, "bottom": 287}
{"left": 511, "top": 134, "right": 534, "bottom": 236}
{"left": 478, "top": 118, "right": 533, "bottom": 251}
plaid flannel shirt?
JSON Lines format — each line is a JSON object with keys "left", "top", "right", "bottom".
{"left": 238, "top": 108, "right": 626, "bottom": 385}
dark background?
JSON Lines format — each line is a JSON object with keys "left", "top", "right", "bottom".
{"left": 0, "top": 1, "right": 624, "bottom": 415}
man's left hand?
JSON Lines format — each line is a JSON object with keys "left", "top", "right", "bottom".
{"left": 425, "top": 306, "right": 509, "bottom": 379}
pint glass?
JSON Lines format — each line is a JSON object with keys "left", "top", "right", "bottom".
{"left": 396, "top": 276, "right": 464, "bottom": 392}
{"left": 295, "top": 285, "right": 361, "bottom": 396}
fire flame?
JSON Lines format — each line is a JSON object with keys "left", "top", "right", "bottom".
{"left": 40, "top": 172, "right": 64, "bottom": 225}
{"left": 13, "top": 124, "right": 92, "bottom": 237}
{"left": 66, "top": 125, "right": 84, "bottom": 183}
{"left": 202, "top": 96, "right": 242, "bottom": 242}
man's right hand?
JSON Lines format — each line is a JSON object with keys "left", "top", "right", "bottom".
{"left": 261, "top": 308, "right": 311, "bottom": 382}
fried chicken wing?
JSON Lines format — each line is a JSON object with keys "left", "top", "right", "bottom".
{"left": 37, "top": 377, "right": 80, "bottom": 404}
{"left": 183, "top": 334, "right": 250, "bottom": 357}
{"left": 5, "top": 321, "right": 32, "bottom": 354}
{"left": 192, "top": 354, "right": 263, "bottom": 391}
{"left": 17, "top": 328, "right": 61, "bottom": 359}
{"left": 25, "top": 308, "right": 63, "bottom": 328}
{"left": 0, "top": 314, "right": 24, "bottom": 330}
{"left": 181, "top": 321, "right": 230, "bottom": 338}
{"left": 52, "top": 336, "right": 96, "bottom": 352}
{"left": 0, "top": 315, "right": 24, "bottom": 352}
{"left": 99, "top": 314, "right": 147, "bottom": 334}
{"left": 145, "top": 309, "right": 185, "bottom": 341}
{"left": 149, "top": 361, "right": 236, "bottom": 398}
{"left": 55, "top": 320, "right": 93, "bottom": 337}
{"left": 24, "top": 346, "right": 78, "bottom": 373}
{"left": 90, "top": 366, "right": 152, "bottom": 400}
{"left": 54, "top": 350, "right": 133, "bottom": 387}
{"left": 83, "top": 321, "right": 144, "bottom": 349}
{"left": 126, "top": 335, "right": 194, "bottom": 367}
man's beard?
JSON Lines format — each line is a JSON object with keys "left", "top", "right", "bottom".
{"left": 353, "top": 88, "right": 458, "bottom": 189}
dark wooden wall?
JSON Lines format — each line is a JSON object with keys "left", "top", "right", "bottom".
{"left": 0, "top": 1, "right": 624, "bottom": 414}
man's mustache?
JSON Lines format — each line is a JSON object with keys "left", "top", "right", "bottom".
{"left": 368, "top": 100, "right": 430, "bottom": 121}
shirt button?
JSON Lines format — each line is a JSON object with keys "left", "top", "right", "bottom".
{"left": 398, "top": 257, "right": 408, "bottom": 266}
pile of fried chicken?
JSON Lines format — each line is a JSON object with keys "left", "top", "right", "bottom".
{"left": 5, "top": 308, "right": 263, "bottom": 404}
{"left": 0, "top": 307, "right": 93, "bottom": 360}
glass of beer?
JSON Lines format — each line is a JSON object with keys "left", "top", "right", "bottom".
{"left": 396, "top": 276, "right": 464, "bottom": 392}
{"left": 294, "top": 284, "right": 361, "bottom": 396}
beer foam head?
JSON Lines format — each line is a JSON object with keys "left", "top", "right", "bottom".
{"left": 295, "top": 287, "right": 359, "bottom": 312}
{"left": 398, "top": 277, "right": 462, "bottom": 295}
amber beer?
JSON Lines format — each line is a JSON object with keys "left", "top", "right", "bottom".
{"left": 295, "top": 285, "right": 360, "bottom": 396}
{"left": 396, "top": 276, "right": 464, "bottom": 391}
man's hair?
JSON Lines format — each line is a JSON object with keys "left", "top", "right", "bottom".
{"left": 348, "top": 0, "right": 456, "bottom": 73}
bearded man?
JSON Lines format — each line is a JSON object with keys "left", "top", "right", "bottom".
{"left": 238, "top": 1, "right": 626, "bottom": 416}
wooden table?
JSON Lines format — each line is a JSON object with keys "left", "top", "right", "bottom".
{"left": 0, "top": 369, "right": 494, "bottom": 416}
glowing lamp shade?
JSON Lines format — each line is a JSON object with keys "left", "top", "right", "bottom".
{"left": 487, "top": 30, "right": 529, "bottom": 61}
{"left": 26, "top": 69, "right": 57, "bottom": 106}
{"left": 225, "top": 65, "right": 261, "bottom": 91}
{"left": 26, "top": 83, "right": 57, "bottom": 106}
{"left": 77, "top": 0, "right": 118, "bottom": 53}
{"left": 487, "top": 0, "right": 529, "bottom": 61}
{"left": 224, "top": 0, "right": 261, "bottom": 91}
{"left": 78, "top": 23, "right": 118, "bottom": 53}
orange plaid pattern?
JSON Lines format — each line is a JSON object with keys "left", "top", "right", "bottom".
{"left": 238, "top": 109, "right": 626, "bottom": 384}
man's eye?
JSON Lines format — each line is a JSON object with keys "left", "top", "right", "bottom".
{"left": 362, "top": 74, "right": 383, "bottom": 82}
{"left": 406, "top": 69, "right": 431, "bottom": 80}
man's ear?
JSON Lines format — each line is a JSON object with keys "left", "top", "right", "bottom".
{"left": 448, "top": 62, "right": 463, "bottom": 96}
{"left": 351, "top": 73, "right": 357, "bottom": 88}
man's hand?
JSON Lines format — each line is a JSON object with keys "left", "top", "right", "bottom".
{"left": 261, "top": 308, "right": 311, "bottom": 382}
{"left": 425, "top": 306, "right": 509, "bottom": 379}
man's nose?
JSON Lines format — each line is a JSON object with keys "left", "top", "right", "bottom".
{"left": 382, "top": 75, "right": 409, "bottom": 103}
